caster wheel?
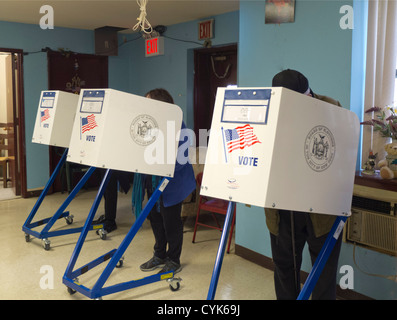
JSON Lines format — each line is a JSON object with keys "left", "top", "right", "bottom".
{"left": 116, "top": 258, "right": 124, "bottom": 268}
{"left": 65, "top": 215, "right": 74, "bottom": 225}
{"left": 97, "top": 228, "right": 107, "bottom": 240}
{"left": 169, "top": 281, "right": 180, "bottom": 292}
{"left": 42, "top": 239, "right": 51, "bottom": 251}
{"left": 167, "top": 277, "right": 182, "bottom": 292}
{"left": 67, "top": 287, "right": 76, "bottom": 295}
{"left": 25, "top": 233, "right": 31, "bottom": 243}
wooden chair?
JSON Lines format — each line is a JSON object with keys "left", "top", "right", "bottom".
{"left": 0, "top": 156, "right": 9, "bottom": 188}
{"left": 0, "top": 134, "right": 11, "bottom": 188}
{"left": 192, "top": 172, "right": 236, "bottom": 253}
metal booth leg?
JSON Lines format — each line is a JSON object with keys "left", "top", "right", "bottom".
{"left": 63, "top": 177, "right": 176, "bottom": 299}
{"left": 207, "top": 201, "right": 236, "bottom": 300}
{"left": 90, "top": 177, "right": 170, "bottom": 296}
{"left": 297, "top": 215, "right": 347, "bottom": 300}
{"left": 22, "top": 158, "right": 98, "bottom": 248}
{"left": 64, "top": 169, "right": 113, "bottom": 279}
{"left": 23, "top": 148, "right": 68, "bottom": 229}
{"left": 40, "top": 166, "right": 97, "bottom": 235}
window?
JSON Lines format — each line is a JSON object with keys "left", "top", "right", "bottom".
{"left": 395, "top": 58, "right": 397, "bottom": 105}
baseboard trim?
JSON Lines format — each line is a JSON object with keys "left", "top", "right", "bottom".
{"left": 25, "top": 188, "right": 44, "bottom": 198}
{"left": 235, "top": 244, "right": 373, "bottom": 300}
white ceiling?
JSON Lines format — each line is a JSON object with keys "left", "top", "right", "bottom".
{"left": 0, "top": 0, "right": 240, "bottom": 32}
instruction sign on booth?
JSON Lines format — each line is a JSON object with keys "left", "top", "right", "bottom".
{"left": 67, "top": 89, "right": 183, "bottom": 177}
{"left": 201, "top": 87, "right": 360, "bottom": 217}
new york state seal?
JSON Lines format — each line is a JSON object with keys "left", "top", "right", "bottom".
{"left": 130, "top": 114, "right": 159, "bottom": 146}
{"left": 304, "top": 125, "right": 336, "bottom": 172}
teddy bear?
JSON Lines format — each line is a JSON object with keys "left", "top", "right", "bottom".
{"left": 378, "top": 142, "right": 397, "bottom": 179}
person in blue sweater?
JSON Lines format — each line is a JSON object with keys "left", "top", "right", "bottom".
{"left": 134, "top": 88, "right": 196, "bottom": 274}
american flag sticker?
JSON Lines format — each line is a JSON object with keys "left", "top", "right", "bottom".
{"left": 81, "top": 114, "right": 98, "bottom": 134}
{"left": 223, "top": 124, "right": 261, "bottom": 154}
{"left": 41, "top": 109, "right": 50, "bottom": 122}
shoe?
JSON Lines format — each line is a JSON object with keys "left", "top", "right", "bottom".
{"left": 157, "top": 259, "right": 182, "bottom": 275}
{"left": 92, "top": 215, "right": 117, "bottom": 233}
{"left": 103, "top": 221, "right": 117, "bottom": 233}
{"left": 92, "top": 215, "right": 105, "bottom": 225}
{"left": 140, "top": 256, "right": 166, "bottom": 272}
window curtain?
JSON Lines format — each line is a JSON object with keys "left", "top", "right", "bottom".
{"left": 362, "top": 0, "right": 397, "bottom": 166}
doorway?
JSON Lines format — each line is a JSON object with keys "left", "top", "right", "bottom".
{"left": 0, "top": 49, "right": 26, "bottom": 201}
{"left": 47, "top": 51, "right": 108, "bottom": 193}
{"left": 193, "top": 44, "right": 238, "bottom": 146}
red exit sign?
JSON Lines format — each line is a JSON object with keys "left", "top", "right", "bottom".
{"left": 198, "top": 19, "right": 214, "bottom": 40}
{"left": 145, "top": 37, "right": 164, "bottom": 57}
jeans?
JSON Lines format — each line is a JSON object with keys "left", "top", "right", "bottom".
{"left": 147, "top": 199, "right": 183, "bottom": 265}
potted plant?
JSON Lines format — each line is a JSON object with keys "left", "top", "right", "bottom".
{"left": 361, "top": 105, "right": 397, "bottom": 178}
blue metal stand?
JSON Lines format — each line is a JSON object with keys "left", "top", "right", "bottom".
{"left": 207, "top": 201, "right": 236, "bottom": 300}
{"left": 22, "top": 148, "right": 104, "bottom": 250}
{"left": 297, "top": 215, "right": 347, "bottom": 300}
{"left": 63, "top": 175, "right": 182, "bottom": 300}
{"left": 206, "top": 202, "right": 347, "bottom": 301}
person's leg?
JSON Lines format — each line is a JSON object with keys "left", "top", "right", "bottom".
{"left": 141, "top": 199, "right": 183, "bottom": 273}
{"left": 270, "top": 211, "right": 307, "bottom": 299}
{"left": 306, "top": 224, "right": 343, "bottom": 300}
{"left": 140, "top": 203, "right": 167, "bottom": 271}
{"left": 152, "top": 201, "right": 184, "bottom": 274}
{"left": 92, "top": 170, "right": 118, "bottom": 232}
{"left": 103, "top": 173, "right": 118, "bottom": 222}
{"left": 161, "top": 201, "right": 183, "bottom": 265}
{"left": 148, "top": 203, "right": 168, "bottom": 260}
{"left": 95, "top": 170, "right": 133, "bottom": 232}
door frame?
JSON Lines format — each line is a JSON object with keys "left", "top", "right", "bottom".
{"left": 193, "top": 44, "right": 238, "bottom": 146}
{"left": 0, "top": 47, "right": 26, "bottom": 197}
{"left": 47, "top": 51, "right": 108, "bottom": 193}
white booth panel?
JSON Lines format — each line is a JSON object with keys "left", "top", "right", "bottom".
{"left": 201, "top": 88, "right": 277, "bottom": 208}
{"left": 32, "top": 91, "right": 79, "bottom": 148}
{"left": 201, "top": 87, "right": 360, "bottom": 216}
{"left": 67, "top": 89, "right": 183, "bottom": 177}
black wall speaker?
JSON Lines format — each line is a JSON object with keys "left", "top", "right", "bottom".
{"left": 95, "top": 26, "right": 126, "bottom": 56}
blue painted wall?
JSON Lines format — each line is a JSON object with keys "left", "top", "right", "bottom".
{"left": 0, "top": 21, "right": 95, "bottom": 189}
{"left": 239, "top": 0, "right": 352, "bottom": 106}
{"left": 0, "top": 10, "right": 238, "bottom": 190}
{"left": 236, "top": 0, "right": 397, "bottom": 300}
{"left": 126, "top": 10, "right": 239, "bottom": 128}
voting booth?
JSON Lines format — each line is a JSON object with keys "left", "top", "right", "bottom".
{"left": 67, "top": 89, "right": 182, "bottom": 177}
{"left": 63, "top": 89, "right": 183, "bottom": 299}
{"left": 203, "top": 87, "right": 360, "bottom": 300}
{"left": 201, "top": 87, "right": 359, "bottom": 216}
{"left": 23, "top": 90, "right": 107, "bottom": 251}
{"left": 32, "top": 91, "right": 79, "bottom": 147}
